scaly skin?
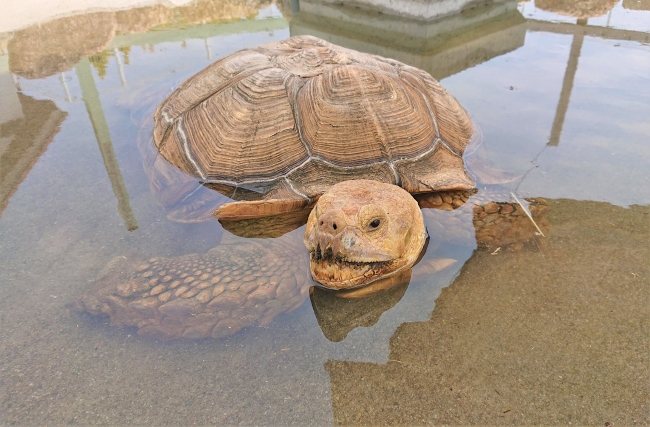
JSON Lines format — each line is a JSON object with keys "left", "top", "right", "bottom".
{"left": 418, "top": 189, "right": 550, "bottom": 250}
{"left": 71, "top": 239, "right": 311, "bottom": 340}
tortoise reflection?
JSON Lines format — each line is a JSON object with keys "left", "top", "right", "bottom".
{"left": 310, "top": 271, "right": 412, "bottom": 343}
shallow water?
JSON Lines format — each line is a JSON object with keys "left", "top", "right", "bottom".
{"left": 0, "top": 0, "right": 648, "bottom": 424}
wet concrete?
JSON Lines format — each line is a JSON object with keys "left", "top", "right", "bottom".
{"left": 327, "top": 199, "right": 649, "bottom": 425}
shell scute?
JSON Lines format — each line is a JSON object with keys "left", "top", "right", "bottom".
{"left": 398, "top": 65, "right": 473, "bottom": 156}
{"left": 298, "top": 65, "right": 436, "bottom": 166}
{"left": 179, "top": 67, "right": 308, "bottom": 182}
{"left": 154, "top": 49, "right": 272, "bottom": 148}
{"left": 286, "top": 158, "right": 398, "bottom": 199}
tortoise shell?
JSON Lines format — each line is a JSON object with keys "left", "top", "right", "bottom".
{"left": 153, "top": 35, "right": 476, "bottom": 219}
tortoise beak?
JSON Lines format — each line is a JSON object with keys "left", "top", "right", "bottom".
{"left": 309, "top": 226, "right": 395, "bottom": 264}
{"left": 330, "top": 227, "right": 394, "bottom": 263}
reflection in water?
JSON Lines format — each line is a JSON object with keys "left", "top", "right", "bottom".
{"left": 311, "top": 273, "right": 410, "bottom": 342}
{"left": 548, "top": 20, "right": 586, "bottom": 147}
{"left": 87, "top": 50, "right": 112, "bottom": 79}
{"left": 59, "top": 72, "right": 72, "bottom": 102}
{"left": 6, "top": 0, "right": 280, "bottom": 80}
{"left": 536, "top": 0, "right": 619, "bottom": 18}
{"left": 326, "top": 199, "right": 649, "bottom": 424}
{"left": 0, "top": 91, "right": 67, "bottom": 216}
{"left": 3, "top": 0, "right": 287, "bottom": 229}
{"left": 75, "top": 58, "right": 138, "bottom": 231}
{"left": 169, "top": 0, "right": 273, "bottom": 25}
{"left": 521, "top": 0, "right": 650, "bottom": 38}
{"left": 114, "top": 47, "right": 127, "bottom": 86}
{"left": 532, "top": 0, "right": 620, "bottom": 147}
{"left": 524, "top": 13, "right": 650, "bottom": 152}
{"left": 114, "top": 5, "right": 172, "bottom": 34}
{"left": 516, "top": 7, "right": 650, "bottom": 201}
{"left": 8, "top": 12, "right": 116, "bottom": 79}
{"left": 290, "top": 0, "right": 526, "bottom": 80}
{"left": 220, "top": 207, "right": 312, "bottom": 238}
{"left": 623, "top": 0, "right": 650, "bottom": 9}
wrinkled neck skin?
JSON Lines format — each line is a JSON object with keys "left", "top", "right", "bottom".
{"left": 304, "top": 180, "right": 427, "bottom": 290}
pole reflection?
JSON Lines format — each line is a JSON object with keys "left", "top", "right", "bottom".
{"left": 75, "top": 58, "right": 138, "bottom": 231}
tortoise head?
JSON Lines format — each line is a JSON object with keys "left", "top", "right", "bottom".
{"left": 304, "top": 180, "right": 426, "bottom": 290}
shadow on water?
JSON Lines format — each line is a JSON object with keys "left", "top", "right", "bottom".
{"left": 0, "top": 0, "right": 649, "bottom": 424}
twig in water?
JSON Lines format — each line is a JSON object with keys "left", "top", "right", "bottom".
{"left": 511, "top": 192, "right": 545, "bottom": 237}
{"left": 532, "top": 236, "right": 546, "bottom": 259}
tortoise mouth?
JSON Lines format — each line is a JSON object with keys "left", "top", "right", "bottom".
{"left": 308, "top": 245, "right": 397, "bottom": 290}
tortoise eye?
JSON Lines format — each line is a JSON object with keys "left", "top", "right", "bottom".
{"left": 359, "top": 204, "right": 387, "bottom": 231}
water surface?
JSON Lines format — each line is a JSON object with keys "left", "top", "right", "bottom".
{"left": 0, "top": 0, "right": 648, "bottom": 424}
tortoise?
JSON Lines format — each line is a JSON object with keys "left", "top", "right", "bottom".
{"left": 71, "top": 36, "right": 548, "bottom": 340}
{"left": 149, "top": 34, "right": 479, "bottom": 285}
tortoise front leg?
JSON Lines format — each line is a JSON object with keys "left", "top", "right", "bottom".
{"left": 214, "top": 197, "right": 314, "bottom": 220}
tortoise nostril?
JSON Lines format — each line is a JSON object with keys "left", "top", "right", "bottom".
{"left": 332, "top": 223, "right": 337, "bottom": 230}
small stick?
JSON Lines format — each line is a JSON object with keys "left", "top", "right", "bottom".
{"left": 532, "top": 236, "right": 546, "bottom": 259}
{"left": 511, "top": 192, "right": 545, "bottom": 237}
